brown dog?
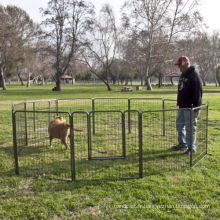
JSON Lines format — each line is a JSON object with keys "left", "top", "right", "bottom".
{"left": 49, "top": 116, "right": 66, "bottom": 125}
{"left": 48, "top": 116, "right": 82, "bottom": 150}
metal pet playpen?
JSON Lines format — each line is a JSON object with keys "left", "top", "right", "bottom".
{"left": 12, "top": 98, "right": 208, "bottom": 181}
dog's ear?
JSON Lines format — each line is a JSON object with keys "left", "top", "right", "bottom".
{"left": 65, "top": 123, "right": 70, "bottom": 128}
{"left": 55, "top": 116, "right": 62, "bottom": 120}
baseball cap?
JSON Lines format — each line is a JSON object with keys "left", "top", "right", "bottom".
{"left": 175, "top": 56, "right": 190, "bottom": 65}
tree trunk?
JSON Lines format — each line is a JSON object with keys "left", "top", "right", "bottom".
{"left": 102, "top": 76, "right": 112, "bottom": 91}
{"left": 27, "top": 72, "right": 31, "bottom": 87}
{"left": 71, "top": 74, "right": 75, "bottom": 85}
{"left": 146, "top": 76, "right": 152, "bottom": 90}
{"left": 216, "top": 69, "right": 220, "bottom": 86}
{"left": 17, "top": 66, "right": 24, "bottom": 86}
{"left": 102, "top": 78, "right": 112, "bottom": 91}
{"left": 125, "top": 78, "right": 128, "bottom": 86}
{"left": 56, "top": 78, "right": 61, "bottom": 91}
{"left": 0, "top": 66, "right": 6, "bottom": 90}
{"left": 170, "top": 77, "right": 174, "bottom": 85}
{"left": 33, "top": 77, "right": 36, "bottom": 84}
{"left": 158, "top": 75, "right": 162, "bottom": 88}
{"left": 54, "top": 69, "right": 61, "bottom": 91}
{"left": 0, "top": 70, "right": 2, "bottom": 88}
{"left": 140, "top": 77, "right": 143, "bottom": 86}
{"left": 106, "top": 83, "right": 111, "bottom": 91}
{"left": 145, "top": 25, "right": 154, "bottom": 91}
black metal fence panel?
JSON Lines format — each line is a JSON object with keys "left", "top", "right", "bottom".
{"left": 73, "top": 111, "right": 139, "bottom": 180}
{"left": 141, "top": 109, "right": 189, "bottom": 176}
{"left": 12, "top": 98, "right": 208, "bottom": 181}
{"left": 191, "top": 105, "right": 208, "bottom": 166}
{"left": 14, "top": 111, "right": 72, "bottom": 180}
{"left": 130, "top": 98, "right": 163, "bottom": 111}
{"left": 93, "top": 98, "right": 129, "bottom": 112}
{"left": 57, "top": 98, "right": 92, "bottom": 112}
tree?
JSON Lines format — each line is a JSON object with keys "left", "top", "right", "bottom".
{"left": 191, "top": 32, "right": 213, "bottom": 86}
{"left": 0, "top": 5, "right": 38, "bottom": 90}
{"left": 81, "top": 4, "right": 118, "bottom": 91}
{"left": 0, "top": 5, "right": 16, "bottom": 90}
{"left": 41, "top": 0, "right": 94, "bottom": 91}
{"left": 30, "top": 42, "right": 55, "bottom": 85}
{"left": 210, "top": 31, "right": 220, "bottom": 86}
{"left": 122, "top": 0, "right": 202, "bottom": 90}
{"left": 216, "top": 66, "right": 220, "bottom": 86}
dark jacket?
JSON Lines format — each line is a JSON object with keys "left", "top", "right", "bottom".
{"left": 177, "top": 66, "right": 203, "bottom": 108}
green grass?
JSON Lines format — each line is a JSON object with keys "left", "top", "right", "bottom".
{"left": 0, "top": 83, "right": 220, "bottom": 219}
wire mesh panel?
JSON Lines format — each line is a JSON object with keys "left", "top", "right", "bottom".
{"left": 71, "top": 112, "right": 89, "bottom": 180}
{"left": 20, "top": 100, "right": 56, "bottom": 113}
{"left": 141, "top": 109, "right": 189, "bottom": 176}
{"left": 94, "top": 98, "right": 128, "bottom": 111}
{"left": 14, "top": 111, "right": 72, "bottom": 180}
{"left": 92, "top": 98, "right": 129, "bottom": 135}
{"left": 124, "top": 111, "right": 141, "bottom": 178}
{"left": 164, "top": 99, "right": 177, "bottom": 109}
{"left": 130, "top": 98, "right": 162, "bottom": 111}
{"left": 192, "top": 105, "right": 208, "bottom": 166}
{"left": 73, "top": 111, "right": 139, "bottom": 180}
{"left": 89, "top": 111, "right": 125, "bottom": 159}
{"left": 13, "top": 102, "right": 25, "bottom": 111}
{"left": 57, "top": 99, "right": 92, "bottom": 112}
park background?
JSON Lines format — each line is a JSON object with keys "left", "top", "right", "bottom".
{"left": 0, "top": 0, "right": 220, "bottom": 219}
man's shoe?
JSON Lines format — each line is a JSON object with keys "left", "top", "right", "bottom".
{"left": 183, "top": 149, "right": 196, "bottom": 155}
{"left": 172, "top": 144, "right": 188, "bottom": 151}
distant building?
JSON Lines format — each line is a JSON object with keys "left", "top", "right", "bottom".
{"left": 161, "top": 72, "right": 180, "bottom": 85}
{"left": 60, "top": 75, "right": 75, "bottom": 84}
{"left": 161, "top": 72, "right": 180, "bottom": 78}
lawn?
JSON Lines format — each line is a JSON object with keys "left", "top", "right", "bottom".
{"left": 0, "top": 83, "right": 219, "bottom": 219}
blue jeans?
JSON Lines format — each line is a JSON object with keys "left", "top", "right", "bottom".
{"left": 176, "top": 109, "right": 200, "bottom": 151}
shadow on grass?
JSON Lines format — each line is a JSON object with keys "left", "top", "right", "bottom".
{"left": 2, "top": 144, "right": 193, "bottom": 182}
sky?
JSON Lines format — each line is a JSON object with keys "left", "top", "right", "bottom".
{"left": 0, "top": 0, "right": 219, "bottom": 33}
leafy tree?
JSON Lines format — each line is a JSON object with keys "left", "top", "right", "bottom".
{"left": 0, "top": 5, "right": 38, "bottom": 90}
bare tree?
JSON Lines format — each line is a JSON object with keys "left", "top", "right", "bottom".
{"left": 81, "top": 4, "right": 118, "bottom": 91}
{"left": 122, "top": 0, "right": 202, "bottom": 90}
{"left": 210, "top": 31, "right": 220, "bottom": 86}
{"left": 40, "top": 0, "right": 94, "bottom": 91}
{"left": 31, "top": 42, "right": 55, "bottom": 85}
{"left": 216, "top": 66, "right": 220, "bottom": 86}
{"left": 191, "top": 32, "right": 213, "bottom": 86}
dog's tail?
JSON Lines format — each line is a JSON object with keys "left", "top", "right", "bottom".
{"left": 73, "top": 128, "right": 83, "bottom": 132}
{"left": 65, "top": 123, "right": 83, "bottom": 132}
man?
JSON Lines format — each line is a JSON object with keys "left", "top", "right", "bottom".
{"left": 172, "top": 56, "right": 203, "bottom": 155}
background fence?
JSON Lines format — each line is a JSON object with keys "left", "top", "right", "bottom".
{"left": 12, "top": 98, "right": 208, "bottom": 181}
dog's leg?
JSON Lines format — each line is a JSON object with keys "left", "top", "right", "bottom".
{"left": 49, "top": 136, "right": 53, "bottom": 147}
{"left": 61, "top": 138, "right": 68, "bottom": 151}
